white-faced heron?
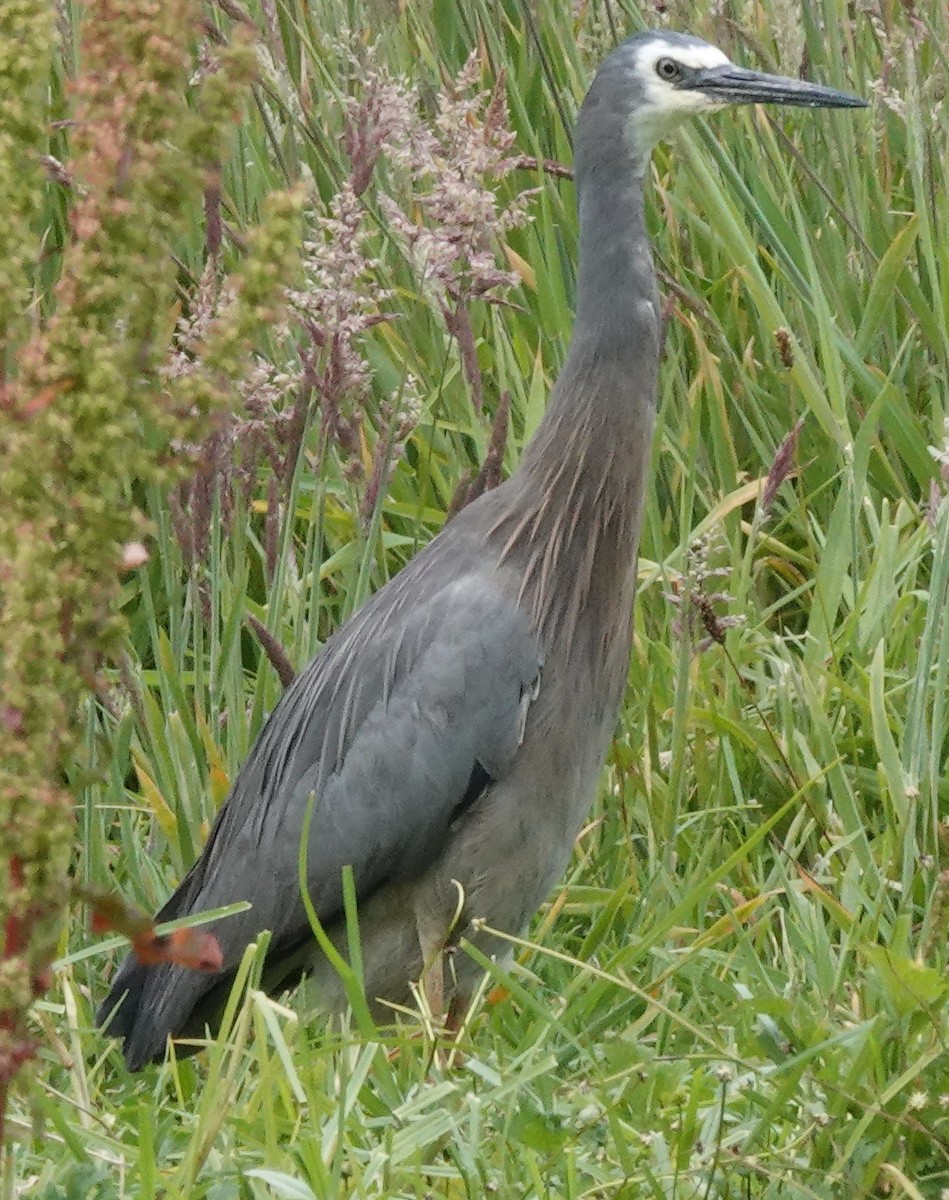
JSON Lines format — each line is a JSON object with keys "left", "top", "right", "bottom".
{"left": 100, "top": 31, "right": 865, "bottom": 1069}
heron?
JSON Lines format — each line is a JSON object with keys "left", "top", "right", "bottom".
{"left": 99, "top": 31, "right": 865, "bottom": 1070}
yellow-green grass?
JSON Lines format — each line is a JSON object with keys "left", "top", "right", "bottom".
{"left": 10, "top": 0, "right": 949, "bottom": 1196}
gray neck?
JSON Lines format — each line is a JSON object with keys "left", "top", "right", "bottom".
{"left": 524, "top": 98, "right": 660, "bottom": 446}
{"left": 489, "top": 103, "right": 660, "bottom": 667}
{"left": 571, "top": 104, "right": 658, "bottom": 359}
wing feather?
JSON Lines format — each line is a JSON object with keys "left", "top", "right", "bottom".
{"left": 99, "top": 565, "right": 542, "bottom": 1067}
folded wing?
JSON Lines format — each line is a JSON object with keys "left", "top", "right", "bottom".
{"left": 99, "top": 570, "right": 542, "bottom": 1068}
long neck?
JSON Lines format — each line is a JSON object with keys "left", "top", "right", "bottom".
{"left": 489, "top": 104, "right": 661, "bottom": 676}
{"left": 572, "top": 120, "right": 656, "bottom": 357}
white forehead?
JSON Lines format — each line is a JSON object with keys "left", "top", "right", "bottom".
{"left": 633, "top": 37, "right": 730, "bottom": 73}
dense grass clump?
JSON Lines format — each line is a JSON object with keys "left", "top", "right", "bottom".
{"left": 5, "top": 0, "right": 949, "bottom": 1196}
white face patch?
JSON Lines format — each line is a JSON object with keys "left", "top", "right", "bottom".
{"left": 633, "top": 37, "right": 732, "bottom": 131}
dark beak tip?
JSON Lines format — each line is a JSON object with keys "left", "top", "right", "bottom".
{"left": 693, "top": 65, "right": 868, "bottom": 112}
{"left": 801, "top": 95, "right": 869, "bottom": 110}
{"left": 814, "top": 94, "right": 868, "bottom": 110}
{"left": 806, "top": 88, "right": 869, "bottom": 110}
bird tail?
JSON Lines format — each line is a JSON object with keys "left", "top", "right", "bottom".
{"left": 97, "top": 946, "right": 236, "bottom": 1071}
{"left": 96, "top": 955, "right": 159, "bottom": 1064}
{"left": 97, "top": 871, "right": 228, "bottom": 1070}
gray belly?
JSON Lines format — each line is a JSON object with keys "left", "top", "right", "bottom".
{"left": 300, "top": 672, "right": 618, "bottom": 1018}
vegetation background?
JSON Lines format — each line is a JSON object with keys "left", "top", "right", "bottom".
{"left": 2, "top": 0, "right": 948, "bottom": 1195}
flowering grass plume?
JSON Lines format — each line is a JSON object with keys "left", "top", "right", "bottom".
{"left": 760, "top": 415, "right": 804, "bottom": 517}
{"left": 376, "top": 52, "right": 532, "bottom": 413}
{"left": 666, "top": 530, "right": 746, "bottom": 652}
{"left": 168, "top": 40, "right": 531, "bottom": 570}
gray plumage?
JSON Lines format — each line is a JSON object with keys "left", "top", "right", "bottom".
{"left": 99, "top": 31, "right": 865, "bottom": 1070}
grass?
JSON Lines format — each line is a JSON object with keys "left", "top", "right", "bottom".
{"left": 8, "top": 0, "right": 949, "bottom": 1195}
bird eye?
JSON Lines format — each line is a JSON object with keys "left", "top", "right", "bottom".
{"left": 655, "top": 57, "right": 682, "bottom": 82}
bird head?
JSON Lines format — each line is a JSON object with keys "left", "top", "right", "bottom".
{"left": 582, "top": 31, "right": 866, "bottom": 157}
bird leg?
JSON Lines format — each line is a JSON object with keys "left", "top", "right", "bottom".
{"left": 416, "top": 917, "right": 447, "bottom": 1023}
{"left": 420, "top": 940, "right": 446, "bottom": 1022}
{"left": 415, "top": 936, "right": 472, "bottom": 1070}
{"left": 445, "top": 988, "right": 468, "bottom": 1034}
{"left": 415, "top": 879, "right": 466, "bottom": 1028}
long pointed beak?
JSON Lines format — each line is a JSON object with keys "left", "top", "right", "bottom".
{"left": 688, "top": 64, "right": 867, "bottom": 109}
